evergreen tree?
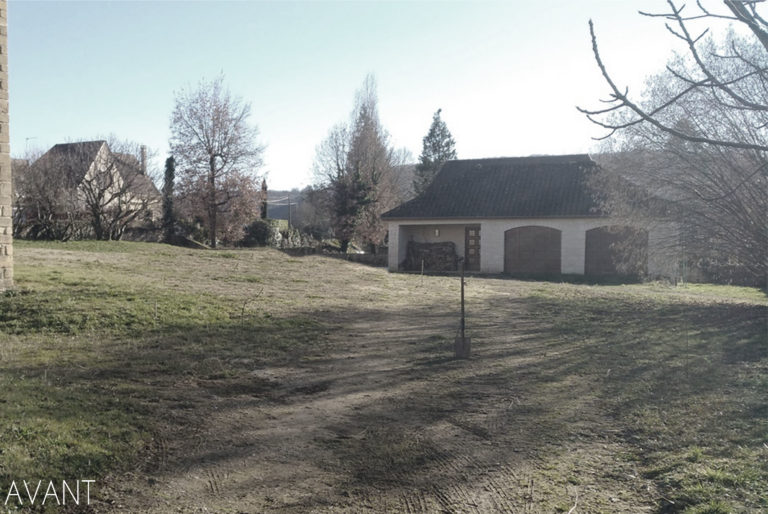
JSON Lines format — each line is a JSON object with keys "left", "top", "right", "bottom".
{"left": 413, "top": 109, "right": 457, "bottom": 195}
{"left": 331, "top": 167, "right": 371, "bottom": 253}
{"left": 346, "top": 79, "right": 393, "bottom": 250}
{"left": 313, "top": 75, "right": 404, "bottom": 253}
{"left": 260, "top": 178, "right": 268, "bottom": 219}
{"left": 162, "top": 156, "right": 176, "bottom": 243}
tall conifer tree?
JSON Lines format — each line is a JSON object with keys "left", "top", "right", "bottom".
{"left": 162, "top": 156, "right": 176, "bottom": 243}
{"left": 413, "top": 109, "right": 457, "bottom": 195}
{"left": 260, "top": 179, "right": 268, "bottom": 219}
{"left": 313, "top": 75, "right": 403, "bottom": 253}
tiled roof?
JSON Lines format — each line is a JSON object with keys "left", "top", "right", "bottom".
{"left": 32, "top": 141, "right": 160, "bottom": 201}
{"left": 113, "top": 153, "right": 161, "bottom": 199}
{"left": 382, "top": 154, "right": 602, "bottom": 219}
{"left": 36, "top": 141, "right": 107, "bottom": 185}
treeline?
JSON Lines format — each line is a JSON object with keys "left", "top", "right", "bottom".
{"left": 12, "top": 74, "right": 457, "bottom": 252}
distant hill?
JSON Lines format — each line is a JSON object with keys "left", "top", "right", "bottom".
{"left": 265, "top": 164, "right": 416, "bottom": 221}
{"left": 266, "top": 190, "right": 300, "bottom": 221}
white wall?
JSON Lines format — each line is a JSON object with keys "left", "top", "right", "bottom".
{"left": 480, "top": 218, "right": 607, "bottom": 274}
{"left": 647, "top": 221, "right": 680, "bottom": 278}
{"left": 388, "top": 218, "right": 678, "bottom": 276}
{"left": 389, "top": 222, "right": 467, "bottom": 271}
{"left": 388, "top": 223, "right": 401, "bottom": 271}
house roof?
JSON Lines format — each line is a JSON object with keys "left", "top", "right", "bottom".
{"left": 382, "top": 154, "right": 602, "bottom": 219}
{"left": 113, "top": 153, "right": 161, "bottom": 200}
{"left": 32, "top": 141, "right": 161, "bottom": 201}
{"left": 35, "top": 140, "right": 107, "bottom": 185}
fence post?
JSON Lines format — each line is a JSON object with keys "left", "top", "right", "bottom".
{"left": 454, "top": 257, "right": 471, "bottom": 358}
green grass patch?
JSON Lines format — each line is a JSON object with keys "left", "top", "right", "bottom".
{"left": 0, "top": 245, "right": 327, "bottom": 503}
{"left": 14, "top": 239, "right": 163, "bottom": 254}
{"left": 519, "top": 286, "right": 768, "bottom": 511}
{"left": 3, "top": 240, "right": 767, "bottom": 512}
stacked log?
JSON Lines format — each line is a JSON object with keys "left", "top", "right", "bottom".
{"left": 403, "top": 241, "right": 458, "bottom": 272}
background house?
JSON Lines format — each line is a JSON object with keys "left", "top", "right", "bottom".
{"left": 382, "top": 155, "right": 677, "bottom": 277}
{"left": 14, "top": 140, "right": 162, "bottom": 240}
{"left": 30, "top": 141, "right": 161, "bottom": 215}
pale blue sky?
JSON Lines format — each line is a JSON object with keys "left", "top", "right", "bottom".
{"left": 9, "top": 1, "right": 703, "bottom": 189}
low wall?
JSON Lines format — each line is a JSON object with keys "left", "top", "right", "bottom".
{"left": 280, "top": 247, "right": 389, "bottom": 268}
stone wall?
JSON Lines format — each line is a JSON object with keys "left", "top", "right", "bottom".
{"left": 0, "top": 1, "right": 11, "bottom": 291}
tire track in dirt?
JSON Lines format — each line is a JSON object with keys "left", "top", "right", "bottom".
{"left": 414, "top": 436, "right": 509, "bottom": 513}
{"left": 483, "top": 464, "right": 521, "bottom": 513}
{"left": 400, "top": 489, "right": 434, "bottom": 513}
{"left": 413, "top": 397, "right": 542, "bottom": 514}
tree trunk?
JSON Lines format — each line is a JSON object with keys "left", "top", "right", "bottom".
{"left": 92, "top": 208, "right": 104, "bottom": 240}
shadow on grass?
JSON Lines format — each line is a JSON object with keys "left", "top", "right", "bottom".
{"left": 0, "top": 285, "right": 327, "bottom": 498}
{"left": 477, "top": 292, "right": 768, "bottom": 512}
{"left": 1, "top": 282, "right": 766, "bottom": 512}
{"left": 303, "top": 294, "right": 767, "bottom": 512}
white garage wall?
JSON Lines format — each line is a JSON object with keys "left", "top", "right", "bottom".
{"left": 480, "top": 218, "right": 606, "bottom": 274}
{"left": 389, "top": 222, "right": 468, "bottom": 271}
{"left": 388, "top": 219, "right": 677, "bottom": 276}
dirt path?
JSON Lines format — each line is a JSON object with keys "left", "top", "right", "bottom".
{"left": 10, "top": 245, "right": 765, "bottom": 512}
{"left": 102, "top": 283, "right": 658, "bottom": 513}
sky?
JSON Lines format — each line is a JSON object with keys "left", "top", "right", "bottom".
{"left": 8, "top": 1, "right": 705, "bottom": 190}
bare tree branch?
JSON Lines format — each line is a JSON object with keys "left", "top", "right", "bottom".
{"left": 170, "top": 75, "right": 264, "bottom": 247}
{"left": 584, "top": 1, "right": 768, "bottom": 284}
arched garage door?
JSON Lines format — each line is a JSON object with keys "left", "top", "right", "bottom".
{"left": 585, "top": 226, "right": 648, "bottom": 276}
{"left": 504, "top": 226, "right": 561, "bottom": 274}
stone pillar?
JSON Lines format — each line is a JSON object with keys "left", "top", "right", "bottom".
{"left": 0, "top": 0, "right": 12, "bottom": 291}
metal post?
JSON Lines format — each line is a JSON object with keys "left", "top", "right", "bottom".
{"left": 454, "top": 257, "right": 470, "bottom": 359}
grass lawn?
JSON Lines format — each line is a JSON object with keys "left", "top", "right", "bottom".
{"left": 1, "top": 240, "right": 766, "bottom": 513}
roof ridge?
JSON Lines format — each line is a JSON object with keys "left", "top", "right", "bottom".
{"left": 52, "top": 140, "right": 107, "bottom": 145}
{"left": 382, "top": 154, "right": 600, "bottom": 220}
{"left": 445, "top": 154, "right": 592, "bottom": 164}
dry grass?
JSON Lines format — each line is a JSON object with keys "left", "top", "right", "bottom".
{"left": 1, "top": 240, "right": 766, "bottom": 513}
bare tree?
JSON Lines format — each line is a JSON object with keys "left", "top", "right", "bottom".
{"left": 12, "top": 151, "right": 85, "bottom": 240}
{"left": 170, "top": 75, "right": 264, "bottom": 248}
{"left": 346, "top": 77, "right": 404, "bottom": 252}
{"left": 13, "top": 139, "right": 160, "bottom": 241}
{"left": 580, "top": 1, "right": 768, "bottom": 284}
{"left": 581, "top": 1, "right": 768, "bottom": 150}
{"left": 313, "top": 123, "right": 365, "bottom": 252}
{"left": 176, "top": 169, "right": 263, "bottom": 246}
{"left": 80, "top": 138, "right": 160, "bottom": 240}
{"left": 313, "top": 75, "right": 408, "bottom": 252}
